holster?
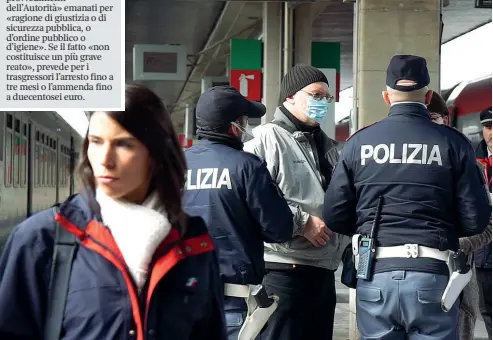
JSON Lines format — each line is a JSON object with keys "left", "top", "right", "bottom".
{"left": 224, "top": 284, "right": 278, "bottom": 340}
{"left": 441, "top": 252, "right": 473, "bottom": 312}
{"left": 238, "top": 292, "right": 278, "bottom": 340}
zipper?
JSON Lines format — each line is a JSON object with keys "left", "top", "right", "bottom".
{"left": 83, "top": 228, "right": 147, "bottom": 332}
{"left": 69, "top": 214, "right": 184, "bottom": 334}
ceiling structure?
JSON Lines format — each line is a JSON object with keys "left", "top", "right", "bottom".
{"left": 124, "top": 0, "right": 492, "bottom": 130}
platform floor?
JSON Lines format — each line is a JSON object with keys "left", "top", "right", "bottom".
{"left": 333, "top": 266, "right": 490, "bottom": 340}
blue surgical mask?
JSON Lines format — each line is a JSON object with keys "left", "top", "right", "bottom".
{"left": 304, "top": 96, "right": 329, "bottom": 123}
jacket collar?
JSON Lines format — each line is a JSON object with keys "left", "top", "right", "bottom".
{"left": 58, "top": 193, "right": 96, "bottom": 231}
{"left": 475, "top": 139, "right": 490, "bottom": 159}
{"left": 388, "top": 102, "right": 431, "bottom": 120}
{"left": 273, "top": 106, "right": 298, "bottom": 130}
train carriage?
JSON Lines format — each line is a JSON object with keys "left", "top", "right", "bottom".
{"left": 334, "top": 75, "right": 492, "bottom": 143}
{"left": 0, "top": 111, "right": 82, "bottom": 251}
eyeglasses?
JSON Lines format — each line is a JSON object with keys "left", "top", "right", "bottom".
{"left": 302, "top": 90, "right": 334, "bottom": 103}
{"left": 430, "top": 112, "right": 445, "bottom": 122}
{"left": 430, "top": 113, "right": 443, "bottom": 122}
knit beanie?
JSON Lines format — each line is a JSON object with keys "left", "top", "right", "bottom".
{"left": 279, "top": 64, "right": 329, "bottom": 103}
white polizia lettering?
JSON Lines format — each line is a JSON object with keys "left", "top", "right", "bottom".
{"left": 360, "top": 144, "right": 442, "bottom": 166}
{"left": 186, "top": 168, "right": 232, "bottom": 190}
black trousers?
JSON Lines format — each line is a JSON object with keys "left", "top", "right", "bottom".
{"left": 477, "top": 268, "right": 492, "bottom": 340}
{"left": 260, "top": 265, "right": 336, "bottom": 340}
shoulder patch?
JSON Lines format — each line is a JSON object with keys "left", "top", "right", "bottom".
{"left": 345, "top": 122, "right": 377, "bottom": 142}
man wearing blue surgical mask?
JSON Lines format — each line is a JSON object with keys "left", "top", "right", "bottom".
{"left": 244, "top": 64, "right": 349, "bottom": 340}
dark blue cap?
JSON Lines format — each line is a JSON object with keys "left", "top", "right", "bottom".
{"left": 386, "top": 55, "right": 430, "bottom": 92}
{"left": 196, "top": 86, "right": 266, "bottom": 129}
{"left": 480, "top": 107, "right": 492, "bottom": 126}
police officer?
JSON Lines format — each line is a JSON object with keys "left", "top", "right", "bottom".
{"left": 182, "top": 86, "right": 295, "bottom": 340}
{"left": 323, "top": 55, "right": 490, "bottom": 340}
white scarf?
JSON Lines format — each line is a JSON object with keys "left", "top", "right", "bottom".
{"left": 95, "top": 188, "right": 172, "bottom": 292}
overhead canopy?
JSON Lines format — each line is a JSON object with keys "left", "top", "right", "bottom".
{"left": 125, "top": 0, "right": 491, "bottom": 130}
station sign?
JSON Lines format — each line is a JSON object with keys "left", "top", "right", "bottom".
{"left": 230, "top": 39, "right": 263, "bottom": 101}
{"left": 312, "top": 42, "right": 341, "bottom": 102}
{"left": 230, "top": 70, "right": 262, "bottom": 101}
{"left": 133, "top": 44, "right": 187, "bottom": 81}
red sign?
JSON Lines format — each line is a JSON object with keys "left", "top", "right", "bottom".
{"left": 230, "top": 70, "right": 262, "bottom": 101}
{"left": 178, "top": 134, "right": 193, "bottom": 149}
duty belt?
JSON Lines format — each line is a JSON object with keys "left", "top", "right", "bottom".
{"left": 351, "top": 235, "right": 472, "bottom": 312}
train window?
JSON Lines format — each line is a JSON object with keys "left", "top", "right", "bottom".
{"left": 13, "top": 134, "right": 20, "bottom": 187}
{"left": 65, "top": 156, "right": 69, "bottom": 187}
{"left": 52, "top": 149, "right": 56, "bottom": 186}
{"left": 45, "top": 146, "right": 48, "bottom": 187}
{"left": 35, "top": 143, "right": 39, "bottom": 187}
{"left": 54, "top": 140, "right": 57, "bottom": 150}
{"left": 14, "top": 119, "right": 20, "bottom": 133}
{"left": 48, "top": 148, "right": 52, "bottom": 187}
{"left": 46, "top": 146, "right": 50, "bottom": 187}
{"left": 62, "top": 153, "right": 65, "bottom": 187}
{"left": 23, "top": 124, "right": 27, "bottom": 136}
{"left": 4, "top": 132, "right": 12, "bottom": 187}
{"left": 40, "top": 146, "right": 45, "bottom": 186}
{"left": 6, "top": 114, "right": 13, "bottom": 129}
{"left": 41, "top": 133, "right": 45, "bottom": 144}
{"left": 36, "top": 131, "right": 40, "bottom": 142}
{"left": 21, "top": 137, "right": 27, "bottom": 187}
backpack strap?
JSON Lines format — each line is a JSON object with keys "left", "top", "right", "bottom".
{"left": 270, "top": 120, "right": 297, "bottom": 134}
{"left": 44, "top": 206, "right": 78, "bottom": 340}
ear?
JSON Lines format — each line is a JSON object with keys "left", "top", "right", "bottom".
{"left": 286, "top": 95, "right": 296, "bottom": 105}
{"left": 424, "top": 90, "right": 433, "bottom": 105}
{"left": 382, "top": 91, "right": 391, "bottom": 106}
{"left": 228, "top": 122, "right": 241, "bottom": 137}
{"left": 443, "top": 116, "right": 449, "bottom": 126}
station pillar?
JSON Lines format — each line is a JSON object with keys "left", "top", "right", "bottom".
{"left": 353, "top": 0, "right": 441, "bottom": 131}
{"left": 293, "top": 3, "right": 313, "bottom": 65}
{"left": 350, "top": 0, "right": 442, "bottom": 338}
{"left": 262, "top": 2, "right": 282, "bottom": 123}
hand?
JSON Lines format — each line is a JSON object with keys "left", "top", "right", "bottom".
{"left": 303, "top": 215, "right": 333, "bottom": 247}
{"left": 459, "top": 237, "right": 472, "bottom": 254}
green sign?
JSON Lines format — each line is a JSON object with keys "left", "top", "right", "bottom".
{"left": 230, "top": 39, "right": 263, "bottom": 71}
{"left": 311, "top": 42, "right": 340, "bottom": 71}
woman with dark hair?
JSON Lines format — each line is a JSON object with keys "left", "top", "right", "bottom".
{"left": 0, "top": 84, "right": 227, "bottom": 340}
{"left": 429, "top": 90, "right": 492, "bottom": 340}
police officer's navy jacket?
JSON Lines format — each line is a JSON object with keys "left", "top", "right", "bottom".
{"left": 183, "top": 138, "right": 294, "bottom": 287}
{"left": 323, "top": 103, "right": 491, "bottom": 275}
{"left": 474, "top": 139, "right": 492, "bottom": 269}
{"left": 0, "top": 194, "right": 227, "bottom": 340}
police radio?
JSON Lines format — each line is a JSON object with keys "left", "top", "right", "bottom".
{"left": 356, "top": 196, "right": 384, "bottom": 281}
